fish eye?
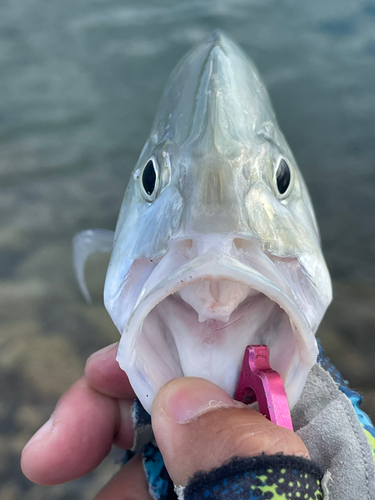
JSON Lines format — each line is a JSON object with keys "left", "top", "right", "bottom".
{"left": 275, "top": 158, "right": 291, "bottom": 196}
{"left": 140, "top": 158, "right": 159, "bottom": 201}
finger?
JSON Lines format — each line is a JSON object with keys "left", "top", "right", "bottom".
{"left": 85, "top": 343, "right": 136, "bottom": 399}
{"left": 94, "top": 454, "right": 152, "bottom": 500}
{"left": 152, "top": 377, "right": 309, "bottom": 487}
{"left": 21, "top": 377, "right": 134, "bottom": 485}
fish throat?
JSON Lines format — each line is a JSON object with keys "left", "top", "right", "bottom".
{"left": 138, "top": 278, "right": 294, "bottom": 384}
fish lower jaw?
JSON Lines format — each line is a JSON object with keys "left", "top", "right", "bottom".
{"left": 117, "top": 275, "right": 315, "bottom": 415}
{"left": 115, "top": 252, "right": 317, "bottom": 414}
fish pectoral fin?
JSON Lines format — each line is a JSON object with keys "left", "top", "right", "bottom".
{"left": 72, "top": 229, "right": 114, "bottom": 302}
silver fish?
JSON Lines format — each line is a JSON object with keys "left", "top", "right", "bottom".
{"left": 74, "top": 30, "right": 332, "bottom": 414}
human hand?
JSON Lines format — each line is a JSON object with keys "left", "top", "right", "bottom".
{"left": 21, "top": 343, "right": 310, "bottom": 499}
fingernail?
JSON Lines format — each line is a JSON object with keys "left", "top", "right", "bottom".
{"left": 161, "top": 378, "right": 237, "bottom": 423}
{"left": 22, "top": 416, "right": 54, "bottom": 452}
{"left": 86, "top": 342, "right": 118, "bottom": 364}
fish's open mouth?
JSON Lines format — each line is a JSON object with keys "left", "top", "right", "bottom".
{"left": 116, "top": 242, "right": 318, "bottom": 414}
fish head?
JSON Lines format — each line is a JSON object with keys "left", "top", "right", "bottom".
{"left": 104, "top": 31, "right": 332, "bottom": 413}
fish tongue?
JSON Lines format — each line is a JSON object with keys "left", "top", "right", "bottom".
{"left": 177, "top": 280, "right": 252, "bottom": 322}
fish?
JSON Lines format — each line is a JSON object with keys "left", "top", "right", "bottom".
{"left": 73, "top": 30, "right": 332, "bottom": 415}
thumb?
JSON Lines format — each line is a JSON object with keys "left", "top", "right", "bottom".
{"left": 151, "top": 377, "right": 309, "bottom": 487}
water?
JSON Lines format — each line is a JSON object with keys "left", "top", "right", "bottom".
{"left": 1, "top": 1, "right": 375, "bottom": 498}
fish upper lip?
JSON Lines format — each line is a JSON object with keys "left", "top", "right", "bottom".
{"left": 124, "top": 251, "right": 315, "bottom": 362}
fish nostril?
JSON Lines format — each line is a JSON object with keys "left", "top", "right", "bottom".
{"left": 233, "top": 238, "right": 249, "bottom": 251}
{"left": 179, "top": 239, "right": 194, "bottom": 250}
{"left": 172, "top": 239, "right": 194, "bottom": 255}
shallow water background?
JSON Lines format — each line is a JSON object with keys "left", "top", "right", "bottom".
{"left": 1, "top": 0, "right": 375, "bottom": 498}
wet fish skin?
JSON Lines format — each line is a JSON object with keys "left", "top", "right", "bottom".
{"left": 74, "top": 30, "right": 332, "bottom": 413}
